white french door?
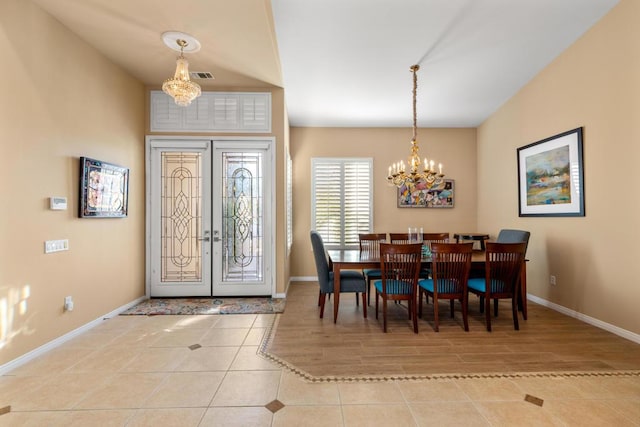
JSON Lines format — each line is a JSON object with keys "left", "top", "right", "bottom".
{"left": 148, "top": 140, "right": 212, "bottom": 296}
{"left": 147, "top": 137, "right": 274, "bottom": 297}
{"left": 211, "top": 141, "right": 272, "bottom": 296}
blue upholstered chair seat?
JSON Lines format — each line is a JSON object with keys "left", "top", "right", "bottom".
{"left": 467, "top": 278, "right": 485, "bottom": 293}
{"left": 328, "top": 270, "right": 368, "bottom": 293}
{"left": 468, "top": 278, "right": 507, "bottom": 293}
{"left": 418, "top": 278, "right": 435, "bottom": 293}
{"left": 373, "top": 279, "right": 414, "bottom": 295}
{"left": 419, "top": 278, "right": 464, "bottom": 294}
{"left": 363, "top": 268, "right": 382, "bottom": 279}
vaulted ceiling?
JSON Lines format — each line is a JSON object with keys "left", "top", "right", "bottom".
{"left": 34, "top": 0, "right": 619, "bottom": 127}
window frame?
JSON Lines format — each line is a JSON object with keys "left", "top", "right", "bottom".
{"left": 286, "top": 152, "right": 293, "bottom": 254}
{"left": 311, "top": 157, "right": 373, "bottom": 250}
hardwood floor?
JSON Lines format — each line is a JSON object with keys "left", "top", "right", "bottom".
{"left": 263, "top": 282, "right": 640, "bottom": 380}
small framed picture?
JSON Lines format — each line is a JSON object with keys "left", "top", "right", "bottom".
{"left": 79, "top": 157, "right": 129, "bottom": 218}
{"left": 397, "top": 179, "right": 454, "bottom": 208}
{"left": 517, "top": 128, "right": 584, "bottom": 217}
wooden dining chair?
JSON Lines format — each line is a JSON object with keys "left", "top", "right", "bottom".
{"left": 489, "top": 229, "right": 531, "bottom": 316}
{"left": 310, "top": 231, "right": 367, "bottom": 320}
{"left": 374, "top": 242, "right": 422, "bottom": 333}
{"left": 389, "top": 233, "right": 412, "bottom": 244}
{"left": 389, "top": 232, "right": 448, "bottom": 281}
{"left": 359, "top": 233, "right": 387, "bottom": 306}
{"left": 496, "top": 229, "right": 530, "bottom": 254}
{"left": 389, "top": 232, "right": 449, "bottom": 245}
{"left": 467, "top": 242, "right": 526, "bottom": 331}
{"left": 420, "top": 232, "right": 451, "bottom": 290}
{"left": 422, "top": 232, "right": 450, "bottom": 244}
{"left": 418, "top": 243, "right": 473, "bottom": 331}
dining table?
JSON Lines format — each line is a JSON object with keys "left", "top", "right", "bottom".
{"left": 327, "top": 248, "right": 528, "bottom": 324}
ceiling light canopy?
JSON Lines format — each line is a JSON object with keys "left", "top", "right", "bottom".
{"left": 161, "top": 32, "right": 202, "bottom": 107}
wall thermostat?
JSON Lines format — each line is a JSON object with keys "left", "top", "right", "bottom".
{"left": 50, "top": 196, "right": 68, "bottom": 210}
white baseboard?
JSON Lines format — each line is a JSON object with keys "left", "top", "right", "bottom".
{"left": 0, "top": 296, "right": 147, "bottom": 376}
{"left": 527, "top": 294, "right": 640, "bottom": 344}
{"left": 290, "top": 276, "right": 317, "bottom": 282}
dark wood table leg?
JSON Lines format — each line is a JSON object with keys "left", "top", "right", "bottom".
{"left": 518, "top": 261, "right": 527, "bottom": 319}
{"left": 333, "top": 264, "right": 340, "bottom": 323}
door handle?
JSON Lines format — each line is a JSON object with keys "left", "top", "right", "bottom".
{"left": 197, "top": 236, "right": 210, "bottom": 242}
{"left": 213, "top": 236, "right": 221, "bottom": 242}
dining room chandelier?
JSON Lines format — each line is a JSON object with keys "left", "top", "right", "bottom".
{"left": 387, "top": 65, "right": 444, "bottom": 189}
{"left": 162, "top": 37, "right": 201, "bottom": 107}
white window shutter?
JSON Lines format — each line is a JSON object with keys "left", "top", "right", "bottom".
{"left": 312, "top": 158, "right": 372, "bottom": 249}
{"left": 212, "top": 94, "right": 240, "bottom": 129}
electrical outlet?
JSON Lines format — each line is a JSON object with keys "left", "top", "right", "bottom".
{"left": 550, "top": 275, "right": 557, "bottom": 286}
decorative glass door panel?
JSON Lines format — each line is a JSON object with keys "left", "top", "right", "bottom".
{"left": 222, "top": 152, "right": 263, "bottom": 282}
{"left": 149, "top": 142, "right": 211, "bottom": 297}
{"left": 161, "top": 152, "right": 203, "bottom": 282}
{"left": 212, "top": 144, "right": 271, "bottom": 296}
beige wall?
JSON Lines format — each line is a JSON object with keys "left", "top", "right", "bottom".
{"left": 290, "top": 127, "right": 477, "bottom": 277}
{"left": 281, "top": 99, "right": 291, "bottom": 293}
{"left": 477, "top": 0, "right": 639, "bottom": 334}
{"left": 0, "top": 1, "right": 145, "bottom": 364}
{"left": 272, "top": 88, "right": 290, "bottom": 295}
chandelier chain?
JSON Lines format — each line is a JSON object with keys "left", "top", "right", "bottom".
{"left": 411, "top": 65, "right": 418, "bottom": 142}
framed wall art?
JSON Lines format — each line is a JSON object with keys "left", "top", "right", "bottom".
{"left": 517, "top": 127, "right": 584, "bottom": 217}
{"left": 79, "top": 157, "right": 129, "bottom": 218}
{"left": 398, "top": 179, "right": 454, "bottom": 208}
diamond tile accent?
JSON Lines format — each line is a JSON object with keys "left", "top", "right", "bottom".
{"left": 524, "top": 394, "right": 544, "bottom": 407}
{"left": 0, "top": 406, "right": 11, "bottom": 415}
{"left": 265, "top": 399, "right": 285, "bottom": 413}
{"left": 188, "top": 344, "right": 202, "bottom": 351}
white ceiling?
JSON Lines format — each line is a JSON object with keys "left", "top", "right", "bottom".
{"left": 34, "top": 0, "right": 618, "bottom": 128}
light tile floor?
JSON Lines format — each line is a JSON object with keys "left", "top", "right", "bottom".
{"left": 1, "top": 313, "right": 638, "bottom": 426}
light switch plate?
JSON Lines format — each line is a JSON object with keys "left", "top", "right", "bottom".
{"left": 45, "top": 239, "right": 69, "bottom": 253}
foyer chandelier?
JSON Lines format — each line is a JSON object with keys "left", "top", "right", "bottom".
{"left": 162, "top": 34, "right": 201, "bottom": 107}
{"left": 387, "top": 65, "right": 444, "bottom": 189}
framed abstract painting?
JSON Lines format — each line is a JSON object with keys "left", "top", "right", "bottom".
{"left": 79, "top": 157, "right": 129, "bottom": 218}
{"left": 397, "top": 179, "right": 454, "bottom": 208}
{"left": 517, "top": 127, "right": 584, "bottom": 217}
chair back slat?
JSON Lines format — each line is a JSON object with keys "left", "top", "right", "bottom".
{"left": 422, "top": 232, "right": 450, "bottom": 252}
{"left": 485, "top": 242, "right": 527, "bottom": 297}
{"left": 379, "top": 243, "right": 422, "bottom": 295}
{"left": 389, "top": 233, "right": 411, "bottom": 244}
{"left": 430, "top": 243, "right": 473, "bottom": 296}
{"left": 423, "top": 232, "right": 450, "bottom": 243}
{"left": 390, "top": 232, "right": 449, "bottom": 245}
{"left": 359, "top": 233, "right": 387, "bottom": 255}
